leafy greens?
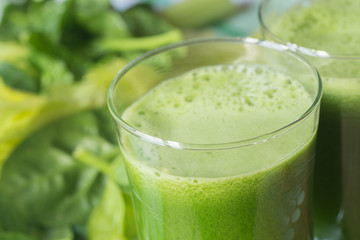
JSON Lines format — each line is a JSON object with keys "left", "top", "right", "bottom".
{"left": 0, "top": 0, "right": 183, "bottom": 239}
{"left": 0, "top": 0, "right": 182, "bottom": 172}
{"left": 0, "top": 108, "right": 133, "bottom": 240}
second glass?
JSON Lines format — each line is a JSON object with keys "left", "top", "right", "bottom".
{"left": 108, "top": 37, "right": 321, "bottom": 239}
{"left": 259, "top": 0, "right": 360, "bottom": 239}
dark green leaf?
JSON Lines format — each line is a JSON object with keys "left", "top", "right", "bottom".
{"left": 0, "top": 2, "right": 28, "bottom": 41}
{"left": 122, "top": 4, "right": 174, "bottom": 37}
{"left": 74, "top": 0, "right": 130, "bottom": 38}
{"left": 0, "top": 62, "right": 38, "bottom": 93}
{"left": 37, "top": 226, "right": 73, "bottom": 240}
{"left": 0, "top": 196, "right": 29, "bottom": 233}
{"left": 29, "top": 52, "right": 74, "bottom": 93}
{"left": 27, "top": 0, "right": 73, "bottom": 44}
{"left": 27, "top": 32, "right": 90, "bottom": 81}
{"left": 0, "top": 111, "right": 112, "bottom": 231}
{"left": 0, "top": 232, "right": 37, "bottom": 240}
{"left": 93, "top": 108, "right": 118, "bottom": 144}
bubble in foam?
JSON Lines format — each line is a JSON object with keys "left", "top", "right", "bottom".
{"left": 255, "top": 67, "right": 263, "bottom": 74}
{"left": 185, "top": 95, "right": 193, "bottom": 102}
{"left": 245, "top": 97, "right": 255, "bottom": 107}
{"left": 202, "top": 76, "right": 210, "bottom": 82}
{"left": 193, "top": 83, "right": 199, "bottom": 89}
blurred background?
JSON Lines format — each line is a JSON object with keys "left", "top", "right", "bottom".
{"left": 0, "top": 0, "right": 260, "bottom": 239}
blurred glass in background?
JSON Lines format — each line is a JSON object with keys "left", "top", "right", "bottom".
{"left": 112, "top": 0, "right": 260, "bottom": 36}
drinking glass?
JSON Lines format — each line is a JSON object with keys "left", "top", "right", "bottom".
{"left": 108, "top": 37, "right": 321, "bottom": 240}
{"left": 259, "top": 1, "right": 360, "bottom": 239}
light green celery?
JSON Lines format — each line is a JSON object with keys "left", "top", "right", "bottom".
{"left": 0, "top": 58, "right": 127, "bottom": 173}
{"left": 95, "top": 29, "right": 182, "bottom": 52}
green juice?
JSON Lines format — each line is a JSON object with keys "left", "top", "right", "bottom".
{"left": 121, "top": 64, "right": 317, "bottom": 239}
{"left": 267, "top": 0, "right": 360, "bottom": 239}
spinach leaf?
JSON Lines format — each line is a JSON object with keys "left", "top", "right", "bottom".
{"left": 0, "top": 62, "right": 38, "bottom": 93}
{"left": 0, "top": 232, "right": 37, "bottom": 240}
{"left": 29, "top": 53, "right": 74, "bottom": 93}
{"left": 0, "top": 107, "right": 133, "bottom": 239}
{"left": 0, "top": 195, "right": 29, "bottom": 234}
{"left": 27, "top": 0, "right": 73, "bottom": 45}
{"left": 122, "top": 4, "right": 174, "bottom": 37}
{"left": 93, "top": 108, "right": 118, "bottom": 144}
{"left": 0, "top": 1, "right": 184, "bottom": 239}
{"left": 26, "top": 29, "right": 91, "bottom": 81}
{"left": 0, "top": 0, "right": 181, "bottom": 171}
{"left": 86, "top": 180, "right": 126, "bottom": 240}
{"left": 74, "top": 0, "right": 130, "bottom": 38}
{"left": 74, "top": 142, "right": 136, "bottom": 240}
{"left": 0, "top": 111, "right": 109, "bottom": 233}
{"left": 0, "top": 140, "right": 106, "bottom": 229}
{"left": 37, "top": 227, "right": 73, "bottom": 240}
{"left": 0, "top": 1, "right": 28, "bottom": 41}
{"left": 0, "top": 42, "right": 40, "bottom": 93}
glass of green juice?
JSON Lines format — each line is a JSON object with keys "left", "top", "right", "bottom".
{"left": 259, "top": 1, "right": 360, "bottom": 239}
{"left": 108, "top": 37, "right": 322, "bottom": 240}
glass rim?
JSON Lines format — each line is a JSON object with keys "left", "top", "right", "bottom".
{"left": 258, "top": 0, "right": 360, "bottom": 60}
{"left": 107, "top": 37, "right": 322, "bottom": 151}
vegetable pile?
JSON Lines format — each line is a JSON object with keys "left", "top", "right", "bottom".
{"left": 0, "top": 0, "right": 182, "bottom": 239}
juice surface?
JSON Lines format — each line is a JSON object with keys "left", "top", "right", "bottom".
{"left": 121, "top": 64, "right": 316, "bottom": 240}
{"left": 270, "top": 0, "right": 360, "bottom": 56}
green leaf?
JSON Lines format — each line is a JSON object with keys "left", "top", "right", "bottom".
{"left": 0, "top": 41, "right": 39, "bottom": 93}
{"left": 87, "top": 180, "right": 127, "bottom": 240}
{"left": 0, "top": 196, "right": 29, "bottom": 234}
{"left": 0, "top": 2, "right": 28, "bottom": 41}
{"left": 38, "top": 226, "right": 73, "bottom": 240}
{"left": 0, "top": 111, "right": 112, "bottom": 231}
{"left": 0, "top": 2, "right": 182, "bottom": 239}
{"left": 74, "top": 0, "right": 130, "bottom": 38}
{"left": 0, "top": 232, "right": 37, "bottom": 240}
{"left": 30, "top": 53, "right": 75, "bottom": 93}
{"left": 0, "top": 62, "right": 38, "bottom": 93}
{"left": 0, "top": 145, "right": 105, "bottom": 229}
{"left": 93, "top": 5, "right": 183, "bottom": 54}
{"left": 122, "top": 5, "right": 175, "bottom": 37}
{"left": 0, "top": 107, "right": 135, "bottom": 240}
{"left": 93, "top": 108, "right": 118, "bottom": 144}
{"left": 0, "top": 58, "right": 126, "bottom": 172}
{"left": 27, "top": 0, "right": 73, "bottom": 45}
{"left": 26, "top": 31, "right": 90, "bottom": 80}
{"left": 74, "top": 148, "right": 115, "bottom": 181}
